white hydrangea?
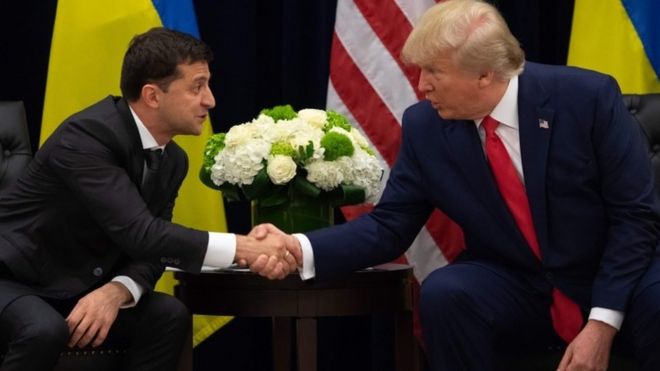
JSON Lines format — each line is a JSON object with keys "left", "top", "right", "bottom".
{"left": 297, "top": 109, "right": 327, "bottom": 129}
{"left": 328, "top": 126, "right": 352, "bottom": 138}
{"left": 305, "top": 160, "right": 344, "bottom": 191}
{"left": 267, "top": 155, "right": 297, "bottom": 185}
{"left": 348, "top": 128, "right": 370, "bottom": 150}
{"left": 275, "top": 118, "right": 324, "bottom": 149}
{"left": 338, "top": 151, "right": 383, "bottom": 202}
{"left": 210, "top": 138, "right": 270, "bottom": 185}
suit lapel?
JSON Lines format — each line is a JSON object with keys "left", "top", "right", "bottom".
{"left": 518, "top": 70, "right": 552, "bottom": 256}
{"left": 442, "top": 120, "right": 522, "bottom": 237}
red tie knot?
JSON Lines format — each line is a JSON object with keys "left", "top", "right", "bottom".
{"left": 482, "top": 115, "right": 500, "bottom": 137}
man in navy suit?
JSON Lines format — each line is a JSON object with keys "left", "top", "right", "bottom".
{"left": 253, "top": 0, "right": 660, "bottom": 370}
{"left": 0, "top": 28, "right": 294, "bottom": 371}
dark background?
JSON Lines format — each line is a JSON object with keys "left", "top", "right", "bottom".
{"left": 0, "top": 1, "right": 575, "bottom": 370}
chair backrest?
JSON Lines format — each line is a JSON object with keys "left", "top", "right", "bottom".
{"left": 0, "top": 101, "right": 32, "bottom": 193}
{"left": 622, "top": 93, "right": 660, "bottom": 194}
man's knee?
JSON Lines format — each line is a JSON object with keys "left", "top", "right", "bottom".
{"left": 420, "top": 268, "right": 470, "bottom": 321}
{"left": 10, "top": 309, "right": 69, "bottom": 354}
{"left": 628, "top": 282, "right": 660, "bottom": 343}
{"left": 143, "top": 293, "right": 191, "bottom": 332}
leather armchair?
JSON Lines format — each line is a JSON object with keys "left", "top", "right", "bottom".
{"left": 623, "top": 93, "right": 660, "bottom": 189}
{"left": 0, "top": 101, "right": 32, "bottom": 193}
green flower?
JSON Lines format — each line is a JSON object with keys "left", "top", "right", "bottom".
{"left": 324, "top": 111, "right": 352, "bottom": 132}
{"left": 321, "top": 132, "right": 354, "bottom": 161}
{"left": 260, "top": 104, "right": 297, "bottom": 121}
{"left": 270, "top": 142, "right": 296, "bottom": 157}
{"left": 202, "top": 132, "right": 226, "bottom": 171}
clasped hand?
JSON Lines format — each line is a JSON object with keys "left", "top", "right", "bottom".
{"left": 234, "top": 223, "right": 302, "bottom": 279}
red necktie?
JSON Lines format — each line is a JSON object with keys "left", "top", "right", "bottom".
{"left": 482, "top": 115, "right": 583, "bottom": 343}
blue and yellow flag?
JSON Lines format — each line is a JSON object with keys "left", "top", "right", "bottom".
{"left": 41, "top": 0, "right": 231, "bottom": 346}
{"left": 567, "top": 0, "right": 660, "bottom": 93}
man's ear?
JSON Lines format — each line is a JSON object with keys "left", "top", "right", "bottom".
{"left": 478, "top": 70, "right": 495, "bottom": 88}
{"left": 140, "top": 84, "right": 160, "bottom": 108}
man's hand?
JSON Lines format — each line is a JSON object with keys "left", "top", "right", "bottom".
{"left": 557, "top": 319, "right": 617, "bottom": 371}
{"left": 235, "top": 224, "right": 299, "bottom": 279}
{"left": 250, "top": 223, "right": 302, "bottom": 275}
{"left": 66, "top": 282, "right": 132, "bottom": 348}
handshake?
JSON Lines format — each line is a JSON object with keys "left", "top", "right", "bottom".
{"left": 234, "top": 223, "right": 302, "bottom": 279}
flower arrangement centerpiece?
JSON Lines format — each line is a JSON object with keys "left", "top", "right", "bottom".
{"left": 200, "top": 105, "right": 383, "bottom": 233}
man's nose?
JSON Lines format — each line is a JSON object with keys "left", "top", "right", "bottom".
{"left": 417, "top": 70, "right": 431, "bottom": 93}
{"left": 202, "top": 86, "right": 215, "bottom": 109}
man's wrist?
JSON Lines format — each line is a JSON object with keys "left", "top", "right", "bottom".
{"left": 588, "top": 307, "right": 624, "bottom": 330}
{"left": 106, "top": 281, "right": 133, "bottom": 306}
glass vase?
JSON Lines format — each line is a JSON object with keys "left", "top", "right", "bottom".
{"left": 251, "top": 188, "right": 334, "bottom": 234}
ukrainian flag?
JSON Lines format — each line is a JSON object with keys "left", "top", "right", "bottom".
{"left": 41, "top": 0, "right": 231, "bottom": 346}
{"left": 567, "top": 0, "right": 660, "bottom": 93}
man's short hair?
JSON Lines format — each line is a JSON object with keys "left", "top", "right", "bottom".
{"left": 402, "top": 0, "right": 524, "bottom": 81}
{"left": 120, "top": 27, "right": 213, "bottom": 101}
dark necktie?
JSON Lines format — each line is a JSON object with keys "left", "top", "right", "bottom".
{"left": 142, "top": 148, "right": 163, "bottom": 198}
{"left": 482, "top": 115, "right": 583, "bottom": 343}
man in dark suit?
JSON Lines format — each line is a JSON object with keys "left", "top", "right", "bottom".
{"left": 252, "top": 1, "right": 660, "bottom": 370}
{"left": 0, "top": 28, "right": 294, "bottom": 371}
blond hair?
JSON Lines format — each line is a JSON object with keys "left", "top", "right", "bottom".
{"left": 401, "top": 0, "right": 524, "bottom": 81}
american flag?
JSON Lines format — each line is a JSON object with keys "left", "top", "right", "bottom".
{"left": 326, "top": 0, "right": 465, "bottom": 317}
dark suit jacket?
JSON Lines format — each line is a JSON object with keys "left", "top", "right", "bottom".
{"left": 308, "top": 62, "right": 660, "bottom": 313}
{"left": 0, "top": 96, "right": 208, "bottom": 311}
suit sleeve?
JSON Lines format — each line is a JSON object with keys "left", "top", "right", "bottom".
{"left": 110, "top": 183, "right": 183, "bottom": 290}
{"left": 48, "top": 119, "right": 209, "bottom": 273}
{"left": 307, "top": 110, "right": 434, "bottom": 281}
{"left": 590, "top": 76, "right": 660, "bottom": 311}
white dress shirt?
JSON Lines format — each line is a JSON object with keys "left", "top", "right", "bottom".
{"left": 295, "top": 76, "right": 623, "bottom": 331}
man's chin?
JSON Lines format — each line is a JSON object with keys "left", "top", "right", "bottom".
{"left": 436, "top": 109, "right": 450, "bottom": 120}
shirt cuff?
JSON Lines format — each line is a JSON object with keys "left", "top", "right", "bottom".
{"left": 294, "top": 233, "right": 315, "bottom": 280}
{"left": 111, "top": 276, "right": 145, "bottom": 309}
{"left": 203, "top": 232, "right": 236, "bottom": 268}
{"left": 588, "top": 307, "right": 624, "bottom": 330}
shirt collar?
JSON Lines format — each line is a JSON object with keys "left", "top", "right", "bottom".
{"left": 128, "top": 104, "right": 165, "bottom": 151}
{"left": 475, "top": 75, "right": 519, "bottom": 130}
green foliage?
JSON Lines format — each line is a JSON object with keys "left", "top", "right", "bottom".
{"left": 260, "top": 104, "right": 297, "bottom": 121}
{"left": 321, "top": 132, "right": 354, "bottom": 161}
{"left": 324, "top": 110, "right": 352, "bottom": 132}
{"left": 361, "top": 145, "right": 376, "bottom": 156}
{"left": 296, "top": 141, "right": 315, "bottom": 163}
{"left": 202, "top": 133, "right": 226, "bottom": 171}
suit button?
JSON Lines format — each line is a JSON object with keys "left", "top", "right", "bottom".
{"left": 93, "top": 267, "right": 103, "bottom": 277}
{"left": 173, "top": 259, "right": 180, "bottom": 265}
{"left": 160, "top": 257, "right": 167, "bottom": 263}
{"left": 545, "top": 272, "right": 554, "bottom": 281}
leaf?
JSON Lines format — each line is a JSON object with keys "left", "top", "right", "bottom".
{"left": 219, "top": 184, "right": 242, "bottom": 202}
{"left": 327, "top": 185, "right": 366, "bottom": 207}
{"left": 241, "top": 167, "right": 272, "bottom": 200}
{"left": 296, "top": 141, "right": 315, "bottom": 163}
{"left": 294, "top": 175, "right": 322, "bottom": 198}
{"left": 258, "top": 191, "right": 288, "bottom": 207}
{"left": 199, "top": 167, "right": 222, "bottom": 190}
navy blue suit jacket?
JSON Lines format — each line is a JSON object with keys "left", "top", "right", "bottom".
{"left": 307, "top": 62, "right": 660, "bottom": 313}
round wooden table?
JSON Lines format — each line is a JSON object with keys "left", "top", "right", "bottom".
{"left": 174, "top": 263, "right": 417, "bottom": 371}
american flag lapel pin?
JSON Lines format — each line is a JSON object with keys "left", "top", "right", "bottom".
{"left": 538, "top": 118, "right": 549, "bottom": 129}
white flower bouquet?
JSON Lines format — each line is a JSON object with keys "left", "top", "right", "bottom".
{"left": 200, "top": 105, "right": 383, "bottom": 209}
